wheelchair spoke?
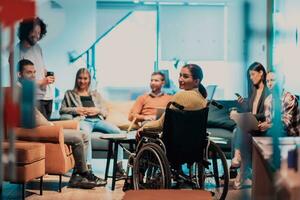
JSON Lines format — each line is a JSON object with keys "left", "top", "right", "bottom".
{"left": 133, "top": 144, "right": 170, "bottom": 190}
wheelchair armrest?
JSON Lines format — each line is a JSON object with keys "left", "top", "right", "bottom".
{"left": 141, "top": 131, "right": 161, "bottom": 139}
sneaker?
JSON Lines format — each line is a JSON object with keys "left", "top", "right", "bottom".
{"left": 68, "top": 173, "right": 97, "bottom": 189}
{"left": 85, "top": 171, "right": 107, "bottom": 187}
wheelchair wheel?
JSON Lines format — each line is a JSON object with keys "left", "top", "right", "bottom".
{"left": 200, "top": 141, "right": 229, "bottom": 200}
{"left": 133, "top": 143, "right": 171, "bottom": 189}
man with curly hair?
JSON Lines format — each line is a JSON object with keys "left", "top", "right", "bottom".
{"left": 9, "top": 17, "right": 55, "bottom": 120}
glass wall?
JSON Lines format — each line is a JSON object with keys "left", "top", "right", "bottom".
{"left": 95, "top": 10, "right": 157, "bottom": 100}
{"left": 94, "top": 1, "right": 254, "bottom": 100}
{"left": 273, "top": 0, "right": 300, "bottom": 95}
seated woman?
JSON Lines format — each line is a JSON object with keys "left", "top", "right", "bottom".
{"left": 137, "top": 63, "right": 207, "bottom": 137}
{"left": 60, "top": 68, "right": 125, "bottom": 176}
{"left": 230, "top": 62, "right": 269, "bottom": 189}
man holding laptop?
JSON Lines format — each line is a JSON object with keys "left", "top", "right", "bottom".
{"left": 128, "top": 71, "right": 172, "bottom": 126}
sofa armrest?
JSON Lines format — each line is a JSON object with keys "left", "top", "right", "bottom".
{"left": 14, "top": 126, "right": 64, "bottom": 143}
{"left": 52, "top": 120, "right": 79, "bottom": 130}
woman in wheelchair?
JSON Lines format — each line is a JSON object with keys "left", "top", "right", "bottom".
{"left": 137, "top": 63, "right": 208, "bottom": 138}
{"left": 131, "top": 64, "right": 228, "bottom": 200}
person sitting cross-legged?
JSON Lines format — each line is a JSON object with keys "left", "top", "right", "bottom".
{"left": 60, "top": 68, "right": 126, "bottom": 178}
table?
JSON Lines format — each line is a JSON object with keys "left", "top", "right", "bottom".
{"left": 252, "top": 137, "right": 300, "bottom": 200}
{"left": 101, "top": 131, "right": 136, "bottom": 190}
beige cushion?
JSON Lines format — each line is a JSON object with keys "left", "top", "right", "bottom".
{"left": 105, "top": 101, "right": 139, "bottom": 130}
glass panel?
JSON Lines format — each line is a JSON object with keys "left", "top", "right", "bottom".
{"left": 95, "top": 10, "right": 157, "bottom": 100}
{"left": 273, "top": 0, "right": 300, "bottom": 95}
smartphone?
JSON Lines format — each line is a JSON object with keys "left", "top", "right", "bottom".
{"left": 46, "top": 71, "right": 54, "bottom": 77}
{"left": 235, "top": 93, "right": 242, "bottom": 98}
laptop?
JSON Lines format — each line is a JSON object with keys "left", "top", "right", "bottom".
{"left": 206, "top": 85, "right": 217, "bottom": 101}
{"left": 156, "top": 108, "right": 165, "bottom": 119}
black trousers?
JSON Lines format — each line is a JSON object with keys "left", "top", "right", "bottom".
{"left": 37, "top": 100, "right": 53, "bottom": 120}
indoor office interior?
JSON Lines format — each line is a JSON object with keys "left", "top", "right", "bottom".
{"left": 0, "top": 0, "right": 300, "bottom": 199}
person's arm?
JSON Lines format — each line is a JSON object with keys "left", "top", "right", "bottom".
{"left": 36, "top": 46, "right": 55, "bottom": 89}
{"left": 282, "top": 93, "right": 297, "bottom": 129}
{"left": 128, "top": 95, "right": 148, "bottom": 122}
{"left": 254, "top": 113, "right": 266, "bottom": 122}
{"left": 90, "top": 91, "right": 108, "bottom": 119}
{"left": 59, "top": 91, "right": 79, "bottom": 116}
{"left": 141, "top": 112, "right": 165, "bottom": 132}
{"left": 264, "top": 95, "right": 273, "bottom": 123}
{"left": 36, "top": 76, "right": 54, "bottom": 89}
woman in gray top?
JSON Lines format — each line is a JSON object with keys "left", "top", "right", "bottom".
{"left": 60, "top": 68, "right": 125, "bottom": 176}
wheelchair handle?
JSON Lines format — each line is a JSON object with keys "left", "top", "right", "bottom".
{"left": 208, "top": 99, "right": 223, "bottom": 109}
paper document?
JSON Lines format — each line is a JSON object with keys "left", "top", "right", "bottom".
{"left": 99, "top": 131, "right": 136, "bottom": 140}
{"left": 99, "top": 133, "right": 127, "bottom": 139}
{"left": 231, "top": 112, "right": 259, "bottom": 132}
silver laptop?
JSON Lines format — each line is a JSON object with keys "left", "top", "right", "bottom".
{"left": 206, "top": 85, "right": 217, "bottom": 101}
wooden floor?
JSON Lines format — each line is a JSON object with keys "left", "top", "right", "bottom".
{"left": 2, "top": 159, "right": 251, "bottom": 200}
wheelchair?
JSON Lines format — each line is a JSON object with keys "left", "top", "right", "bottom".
{"left": 123, "top": 102, "right": 229, "bottom": 200}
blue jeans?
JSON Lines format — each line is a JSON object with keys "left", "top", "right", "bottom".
{"left": 232, "top": 127, "right": 266, "bottom": 172}
{"left": 232, "top": 127, "right": 252, "bottom": 167}
{"left": 80, "top": 118, "right": 123, "bottom": 163}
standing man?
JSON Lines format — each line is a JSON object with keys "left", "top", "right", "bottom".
{"left": 128, "top": 71, "right": 172, "bottom": 125}
{"left": 9, "top": 17, "right": 54, "bottom": 119}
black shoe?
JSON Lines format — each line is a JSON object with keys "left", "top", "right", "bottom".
{"left": 85, "top": 171, "right": 107, "bottom": 187}
{"left": 122, "top": 177, "right": 134, "bottom": 192}
{"left": 68, "top": 173, "right": 97, "bottom": 189}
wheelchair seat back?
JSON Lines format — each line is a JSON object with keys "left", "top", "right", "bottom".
{"left": 162, "top": 102, "right": 209, "bottom": 166}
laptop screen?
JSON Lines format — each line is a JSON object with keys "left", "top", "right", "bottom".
{"left": 206, "top": 85, "right": 217, "bottom": 101}
{"left": 156, "top": 108, "right": 165, "bottom": 119}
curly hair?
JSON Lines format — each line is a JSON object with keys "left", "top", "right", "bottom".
{"left": 18, "top": 17, "right": 47, "bottom": 41}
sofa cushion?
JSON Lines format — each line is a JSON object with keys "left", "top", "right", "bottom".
{"left": 105, "top": 101, "right": 137, "bottom": 130}
{"left": 207, "top": 128, "right": 232, "bottom": 152}
{"left": 207, "top": 104, "right": 236, "bottom": 131}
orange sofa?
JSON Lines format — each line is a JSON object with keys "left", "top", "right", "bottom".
{"left": 14, "top": 120, "right": 78, "bottom": 192}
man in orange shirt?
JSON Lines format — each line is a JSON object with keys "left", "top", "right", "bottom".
{"left": 128, "top": 71, "right": 172, "bottom": 125}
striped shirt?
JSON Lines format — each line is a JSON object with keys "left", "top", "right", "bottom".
{"left": 264, "top": 91, "right": 300, "bottom": 136}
